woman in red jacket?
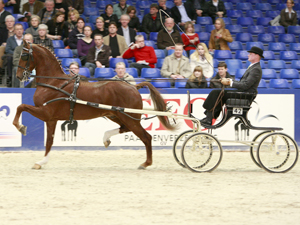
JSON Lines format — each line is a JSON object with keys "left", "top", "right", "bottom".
{"left": 181, "top": 21, "right": 200, "bottom": 56}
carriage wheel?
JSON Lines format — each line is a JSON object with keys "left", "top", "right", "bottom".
{"left": 250, "top": 131, "right": 272, "bottom": 168}
{"left": 181, "top": 132, "right": 223, "bottom": 173}
{"left": 257, "top": 133, "right": 299, "bottom": 173}
{"left": 172, "top": 130, "right": 195, "bottom": 168}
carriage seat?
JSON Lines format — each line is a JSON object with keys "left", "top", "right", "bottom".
{"left": 226, "top": 98, "right": 251, "bottom": 107}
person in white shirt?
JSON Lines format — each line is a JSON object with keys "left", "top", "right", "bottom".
{"left": 117, "top": 14, "right": 136, "bottom": 46}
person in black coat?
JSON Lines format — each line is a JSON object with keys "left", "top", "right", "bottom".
{"left": 209, "top": 62, "right": 234, "bottom": 88}
{"left": 171, "top": 0, "right": 197, "bottom": 27}
{"left": 0, "top": 0, "right": 12, "bottom": 29}
{"left": 141, "top": 4, "right": 163, "bottom": 35}
{"left": 101, "top": 4, "right": 119, "bottom": 29}
{"left": 127, "top": 6, "right": 140, "bottom": 32}
{"left": 185, "top": 66, "right": 208, "bottom": 88}
{"left": 206, "top": 0, "right": 227, "bottom": 23}
{"left": 117, "top": 14, "right": 136, "bottom": 45}
{"left": 201, "top": 47, "right": 264, "bottom": 126}
{"left": 187, "top": 0, "right": 208, "bottom": 17}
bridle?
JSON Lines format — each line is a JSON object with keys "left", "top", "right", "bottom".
{"left": 18, "top": 43, "right": 35, "bottom": 82}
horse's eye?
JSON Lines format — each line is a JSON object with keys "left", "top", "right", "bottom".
{"left": 21, "top": 53, "right": 29, "bottom": 61}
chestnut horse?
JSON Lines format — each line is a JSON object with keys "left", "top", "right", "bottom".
{"left": 13, "top": 41, "right": 175, "bottom": 169}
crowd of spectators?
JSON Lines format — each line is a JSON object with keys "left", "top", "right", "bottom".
{"left": 0, "top": 0, "right": 299, "bottom": 88}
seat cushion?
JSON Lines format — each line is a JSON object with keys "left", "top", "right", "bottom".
{"left": 226, "top": 98, "right": 250, "bottom": 106}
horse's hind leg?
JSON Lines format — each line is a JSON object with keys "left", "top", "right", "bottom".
{"left": 32, "top": 120, "right": 57, "bottom": 169}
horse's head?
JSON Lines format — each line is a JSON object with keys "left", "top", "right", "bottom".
{"left": 16, "top": 40, "right": 35, "bottom": 82}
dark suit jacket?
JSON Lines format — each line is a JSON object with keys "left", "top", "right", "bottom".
{"left": 171, "top": 2, "right": 197, "bottom": 24}
{"left": 5, "top": 0, "right": 20, "bottom": 14}
{"left": 0, "top": 10, "right": 12, "bottom": 29}
{"left": 279, "top": 9, "right": 298, "bottom": 27}
{"left": 22, "top": 1, "right": 44, "bottom": 15}
{"left": 117, "top": 27, "right": 136, "bottom": 44}
{"left": 5, "top": 35, "right": 21, "bottom": 54}
{"left": 86, "top": 44, "right": 111, "bottom": 67}
{"left": 206, "top": 0, "right": 227, "bottom": 21}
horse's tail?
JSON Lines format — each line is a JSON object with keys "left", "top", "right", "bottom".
{"left": 135, "top": 82, "right": 176, "bottom": 131}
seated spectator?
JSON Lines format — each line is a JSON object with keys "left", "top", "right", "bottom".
{"left": 84, "top": 34, "right": 111, "bottom": 76}
{"left": 113, "top": 0, "right": 129, "bottom": 20}
{"left": 0, "top": 0, "right": 12, "bottom": 29}
{"left": 206, "top": 0, "right": 226, "bottom": 23}
{"left": 22, "top": 0, "right": 44, "bottom": 20}
{"left": 4, "top": 0, "right": 21, "bottom": 14}
{"left": 101, "top": 4, "right": 119, "bottom": 29}
{"left": 181, "top": 21, "right": 200, "bottom": 56}
{"left": 191, "top": 0, "right": 208, "bottom": 17}
{"left": 158, "top": 0, "right": 172, "bottom": 18}
{"left": 92, "top": 16, "right": 108, "bottom": 38}
{"left": 67, "top": 9, "right": 80, "bottom": 32}
{"left": 46, "top": 11, "right": 69, "bottom": 41}
{"left": 190, "top": 43, "right": 214, "bottom": 78}
{"left": 65, "top": 0, "right": 84, "bottom": 14}
{"left": 103, "top": 21, "right": 127, "bottom": 58}
{"left": 157, "top": 18, "right": 183, "bottom": 54}
{"left": 127, "top": 6, "right": 140, "bottom": 32}
{"left": 112, "top": 61, "right": 136, "bottom": 85}
{"left": 68, "top": 17, "right": 85, "bottom": 55}
{"left": 33, "top": 24, "right": 54, "bottom": 51}
{"left": 77, "top": 25, "right": 95, "bottom": 64}
{"left": 117, "top": 14, "right": 137, "bottom": 46}
{"left": 161, "top": 43, "right": 191, "bottom": 80}
{"left": 25, "top": 15, "right": 41, "bottom": 38}
{"left": 55, "top": 0, "right": 69, "bottom": 19}
{"left": 38, "top": 0, "right": 58, "bottom": 24}
{"left": 142, "top": 4, "right": 163, "bottom": 36}
{"left": 209, "top": 62, "right": 233, "bottom": 88}
{"left": 5, "top": 23, "right": 24, "bottom": 87}
{"left": 122, "top": 34, "right": 157, "bottom": 76}
{"left": 69, "top": 61, "right": 80, "bottom": 75}
{"left": 208, "top": 18, "right": 233, "bottom": 52}
{"left": 185, "top": 66, "right": 207, "bottom": 88}
{"left": 171, "top": 0, "right": 197, "bottom": 29}
{"left": 280, "top": 0, "right": 297, "bottom": 31}
{"left": 0, "top": 15, "right": 15, "bottom": 69}
{"left": 13, "top": 33, "right": 34, "bottom": 87}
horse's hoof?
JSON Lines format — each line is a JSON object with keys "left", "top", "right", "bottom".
{"left": 138, "top": 165, "right": 146, "bottom": 170}
{"left": 19, "top": 125, "right": 27, "bottom": 136}
{"left": 104, "top": 140, "right": 111, "bottom": 148}
{"left": 32, "top": 164, "right": 41, "bottom": 170}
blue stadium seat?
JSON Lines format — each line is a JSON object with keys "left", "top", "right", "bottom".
{"left": 96, "top": 0, "right": 113, "bottom": 9}
{"left": 156, "top": 58, "right": 164, "bottom": 68}
{"left": 237, "top": 17, "right": 254, "bottom": 27}
{"left": 54, "top": 49, "right": 73, "bottom": 58}
{"left": 255, "top": 3, "right": 272, "bottom": 11}
{"left": 155, "top": 49, "right": 165, "bottom": 58}
{"left": 196, "top": 17, "right": 213, "bottom": 25}
{"left": 265, "top": 10, "right": 281, "bottom": 18}
{"left": 79, "top": 67, "right": 90, "bottom": 78}
{"left": 125, "top": 68, "right": 138, "bottom": 78}
{"left": 165, "top": 1, "right": 174, "bottom": 8}
{"left": 246, "top": 10, "right": 263, "bottom": 18}
{"left": 227, "top": 10, "right": 243, "bottom": 18}
{"left": 85, "top": 23, "right": 95, "bottom": 30}
{"left": 194, "top": 24, "right": 202, "bottom": 32}
{"left": 167, "top": 49, "right": 188, "bottom": 57}
{"left": 197, "top": 32, "right": 210, "bottom": 41}
{"left": 228, "top": 41, "right": 243, "bottom": 51}
{"left": 256, "top": 17, "right": 272, "bottom": 26}
{"left": 235, "top": 50, "right": 249, "bottom": 60}
{"left": 4, "top": 6, "right": 14, "bottom": 14}
{"left": 268, "top": 0, "right": 281, "bottom": 5}
{"left": 83, "top": 0, "right": 92, "bottom": 7}
{"left": 149, "top": 32, "right": 158, "bottom": 42}
{"left": 237, "top": 2, "right": 253, "bottom": 11}
{"left": 83, "top": 7, "right": 100, "bottom": 16}
{"left": 257, "top": 33, "right": 276, "bottom": 43}
{"left": 224, "top": 2, "right": 234, "bottom": 10}
{"left": 291, "top": 79, "right": 300, "bottom": 89}
{"left": 287, "top": 26, "right": 300, "bottom": 35}
{"left": 262, "top": 69, "right": 277, "bottom": 79}
{"left": 222, "top": 17, "right": 232, "bottom": 25}
{"left": 291, "top": 60, "right": 300, "bottom": 69}
{"left": 214, "top": 50, "right": 233, "bottom": 60}
{"left": 52, "top": 40, "right": 65, "bottom": 49}
{"left": 248, "top": 0, "right": 263, "bottom": 5}
{"left": 80, "top": 14, "right": 86, "bottom": 22}
{"left": 144, "top": 40, "right": 156, "bottom": 48}
{"left": 258, "top": 79, "right": 267, "bottom": 88}
{"left": 143, "top": 8, "right": 150, "bottom": 15}
{"left": 235, "top": 33, "right": 253, "bottom": 43}
{"left": 94, "top": 68, "right": 114, "bottom": 78}
{"left": 289, "top": 43, "right": 300, "bottom": 52}
{"left": 141, "top": 68, "right": 161, "bottom": 78}
{"left": 269, "top": 79, "right": 290, "bottom": 89}
{"left": 278, "top": 34, "right": 297, "bottom": 43}
{"left": 174, "top": 79, "right": 188, "bottom": 88}
{"left": 262, "top": 51, "right": 276, "bottom": 60}
{"left": 225, "top": 59, "right": 243, "bottom": 75}
{"left": 268, "top": 42, "right": 287, "bottom": 52}
{"left": 246, "top": 42, "right": 264, "bottom": 51}
{"left": 136, "top": 1, "right": 151, "bottom": 9}
{"left": 268, "top": 60, "right": 287, "bottom": 70}
{"left": 109, "top": 58, "right": 129, "bottom": 68}
{"left": 235, "top": 69, "right": 247, "bottom": 79}
{"left": 89, "top": 15, "right": 98, "bottom": 24}
{"left": 16, "top": 22, "right": 29, "bottom": 30}
{"left": 246, "top": 60, "right": 265, "bottom": 68}
{"left": 268, "top": 26, "right": 285, "bottom": 35}
{"left": 61, "top": 58, "right": 82, "bottom": 67}
{"left": 280, "top": 69, "right": 299, "bottom": 80}
{"left": 280, "top": 51, "right": 299, "bottom": 61}
{"left": 136, "top": 32, "right": 147, "bottom": 40}
{"left": 227, "top": 25, "right": 243, "bottom": 34}
{"left": 213, "top": 59, "right": 219, "bottom": 67}
{"left": 276, "top": 3, "right": 286, "bottom": 11}
{"left": 247, "top": 26, "right": 265, "bottom": 35}
{"left": 205, "top": 24, "right": 215, "bottom": 33}
{"left": 151, "top": 78, "right": 171, "bottom": 88}
{"left": 227, "top": 0, "right": 240, "bottom": 5}
{"left": 137, "top": 15, "right": 143, "bottom": 23}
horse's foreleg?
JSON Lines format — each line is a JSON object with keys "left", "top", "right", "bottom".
{"left": 103, "top": 128, "right": 120, "bottom": 147}
{"left": 32, "top": 120, "right": 57, "bottom": 169}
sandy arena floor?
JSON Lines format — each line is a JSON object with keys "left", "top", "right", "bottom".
{"left": 0, "top": 150, "right": 299, "bottom": 225}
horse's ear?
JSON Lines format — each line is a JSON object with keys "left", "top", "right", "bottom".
{"left": 23, "top": 39, "right": 29, "bottom": 48}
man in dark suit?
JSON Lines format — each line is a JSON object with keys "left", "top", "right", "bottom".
{"left": 201, "top": 47, "right": 264, "bottom": 126}
{"left": 117, "top": 14, "right": 136, "bottom": 46}
{"left": 0, "top": 0, "right": 12, "bottom": 29}
{"left": 171, "top": 0, "right": 197, "bottom": 28}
